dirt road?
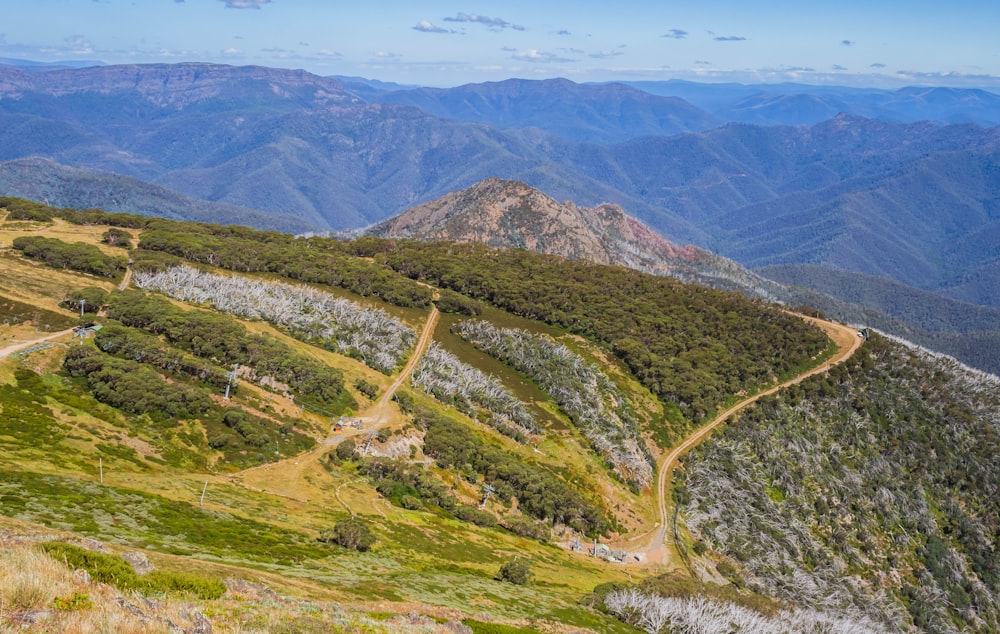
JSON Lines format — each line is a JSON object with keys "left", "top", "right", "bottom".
{"left": 0, "top": 328, "right": 76, "bottom": 360}
{"left": 235, "top": 306, "right": 440, "bottom": 497}
{"left": 640, "top": 316, "right": 863, "bottom": 568}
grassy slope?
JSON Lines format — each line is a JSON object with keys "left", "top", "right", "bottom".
{"left": 0, "top": 213, "right": 639, "bottom": 632}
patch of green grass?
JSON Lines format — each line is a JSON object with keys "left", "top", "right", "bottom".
{"left": 41, "top": 542, "right": 226, "bottom": 599}
{"left": 0, "top": 296, "right": 77, "bottom": 330}
{"left": 0, "top": 470, "right": 329, "bottom": 563}
{"left": 461, "top": 620, "right": 542, "bottom": 634}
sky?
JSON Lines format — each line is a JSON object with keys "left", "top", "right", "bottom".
{"left": 2, "top": 0, "right": 1000, "bottom": 89}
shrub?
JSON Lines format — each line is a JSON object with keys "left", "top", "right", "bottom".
{"left": 334, "top": 439, "right": 357, "bottom": 462}
{"left": 354, "top": 378, "right": 379, "bottom": 400}
{"left": 502, "top": 516, "right": 550, "bottom": 542}
{"left": 400, "top": 495, "right": 423, "bottom": 510}
{"left": 60, "top": 287, "right": 110, "bottom": 315}
{"left": 454, "top": 505, "right": 498, "bottom": 528}
{"left": 41, "top": 542, "right": 139, "bottom": 590}
{"left": 101, "top": 228, "right": 132, "bottom": 249}
{"left": 495, "top": 557, "right": 532, "bottom": 585}
{"left": 141, "top": 570, "right": 226, "bottom": 599}
{"left": 318, "top": 518, "right": 377, "bottom": 552}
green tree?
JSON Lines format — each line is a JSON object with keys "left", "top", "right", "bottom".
{"left": 495, "top": 557, "right": 532, "bottom": 585}
{"left": 318, "top": 518, "right": 376, "bottom": 552}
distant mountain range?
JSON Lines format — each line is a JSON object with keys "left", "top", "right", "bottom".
{"left": 0, "top": 157, "right": 318, "bottom": 233}
{"left": 619, "top": 80, "right": 1000, "bottom": 127}
{"left": 1, "top": 61, "right": 997, "bottom": 369}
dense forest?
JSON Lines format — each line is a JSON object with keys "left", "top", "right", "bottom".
{"left": 355, "top": 238, "right": 831, "bottom": 428}
{"left": 12, "top": 235, "right": 127, "bottom": 278}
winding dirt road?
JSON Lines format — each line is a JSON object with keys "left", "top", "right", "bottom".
{"left": 640, "top": 316, "right": 863, "bottom": 568}
{"left": 234, "top": 306, "right": 440, "bottom": 496}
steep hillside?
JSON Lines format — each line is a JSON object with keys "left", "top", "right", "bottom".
{"left": 367, "top": 178, "right": 781, "bottom": 298}
{"left": 2, "top": 62, "right": 998, "bottom": 316}
{"left": 369, "top": 179, "right": 1000, "bottom": 375}
{"left": 2, "top": 199, "right": 998, "bottom": 632}
{"left": 673, "top": 334, "right": 1000, "bottom": 632}
{"left": 1, "top": 199, "right": 859, "bottom": 631}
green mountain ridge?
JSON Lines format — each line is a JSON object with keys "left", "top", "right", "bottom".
{"left": 1, "top": 199, "right": 998, "bottom": 632}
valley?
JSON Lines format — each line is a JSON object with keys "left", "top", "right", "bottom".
{"left": 0, "top": 57, "right": 998, "bottom": 633}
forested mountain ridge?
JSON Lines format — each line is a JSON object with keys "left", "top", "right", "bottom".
{"left": 371, "top": 77, "right": 723, "bottom": 143}
{"left": 1, "top": 198, "right": 998, "bottom": 632}
{"left": 369, "top": 178, "right": 1000, "bottom": 376}
{"left": 2, "top": 63, "right": 998, "bottom": 362}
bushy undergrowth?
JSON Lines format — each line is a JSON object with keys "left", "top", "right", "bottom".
{"left": 62, "top": 346, "right": 315, "bottom": 466}
{"left": 455, "top": 320, "right": 652, "bottom": 489}
{"left": 106, "top": 290, "right": 348, "bottom": 408}
{"left": 134, "top": 265, "right": 415, "bottom": 374}
{"left": 0, "top": 471, "right": 329, "bottom": 563}
{"left": 416, "top": 408, "right": 610, "bottom": 536}
{"left": 40, "top": 542, "right": 225, "bottom": 599}
{"left": 12, "top": 236, "right": 127, "bottom": 278}
{"left": 412, "top": 342, "right": 537, "bottom": 442}
{"left": 678, "top": 335, "right": 1000, "bottom": 632}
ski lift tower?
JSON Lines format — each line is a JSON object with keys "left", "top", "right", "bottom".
{"left": 224, "top": 363, "right": 239, "bottom": 399}
{"left": 480, "top": 483, "right": 496, "bottom": 507}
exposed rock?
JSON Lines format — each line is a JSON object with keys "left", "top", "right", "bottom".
{"left": 123, "top": 551, "right": 156, "bottom": 575}
{"left": 222, "top": 577, "right": 280, "bottom": 600}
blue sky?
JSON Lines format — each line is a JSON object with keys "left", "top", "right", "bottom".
{"left": 2, "top": 0, "right": 999, "bottom": 88}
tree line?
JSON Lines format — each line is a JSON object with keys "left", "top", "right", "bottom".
{"left": 12, "top": 236, "right": 127, "bottom": 278}
{"left": 105, "top": 291, "right": 349, "bottom": 411}
{"left": 414, "top": 406, "right": 610, "bottom": 536}
{"left": 134, "top": 265, "right": 415, "bottom": 374}
{"left": 344, "top": 239, "right": 831, "bottom": 429}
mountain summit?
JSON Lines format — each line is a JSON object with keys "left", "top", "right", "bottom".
{"left": 368, "top": 178, "right": 778, "bottom": 296}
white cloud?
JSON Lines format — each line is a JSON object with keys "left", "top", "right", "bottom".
{"left": 220, "top": 0, "right": 271, "bottom": 9}
{"left": 511, "top": 49, "right": 574, "bottom": 63}
{"left": 413, "top": 20, "right": 452, "bottom": 34}
{"left": 444, "top": 13, "right": 524, "bottom": 31}
{"left": 221, "top": 47, "right": 243, "bottom": 56}
{"left": 590, "top": 49, "right": 624, "bottom": 59}
{"left": 64, "top": 35, "right": 95, "bottom": 55}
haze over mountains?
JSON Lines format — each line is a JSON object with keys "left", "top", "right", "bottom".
{"left": 1, "top": 60, "right": 998, "bottom": 372}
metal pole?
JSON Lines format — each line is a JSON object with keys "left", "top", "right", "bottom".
{"left": 99, "top": 458, "right": 103, "bottom": 484}
{"left": 200, "top": 481, "right": 208, "bottom": 507}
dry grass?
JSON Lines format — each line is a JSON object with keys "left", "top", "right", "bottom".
{"left": 0, "top": 219, "right": 120, "bottom": 308}
{"left": 0, "top": 546, "right": 179, "bottom": 633}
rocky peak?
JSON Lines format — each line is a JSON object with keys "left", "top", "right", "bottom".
{"left": 368, "top": 179, "right": 782, "bottom": 299}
